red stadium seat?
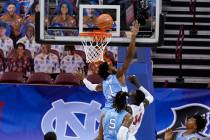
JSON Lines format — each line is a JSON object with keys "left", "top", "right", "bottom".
{"left": 54, "top": 73, "right": 80, "bottom": 85}
{"left": 87, "top": 74, "right": 102, "bottom": 84}
{"left": 27, "top": 73, "right": 53, "bottom": 84}
{"left": 74, "top": 50, "right": 86, "bottom": 62}
{"left": 0, "top": 72, "right": 24, "bottom": 83}
{"left": 50, "top": 49, "right": 60, "bottom": 59}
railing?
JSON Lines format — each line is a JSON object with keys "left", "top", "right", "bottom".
{"left": 176, "top": 25, "right": 185, "bottom": 82}
{"left": 189, "top": 0, "right": 197, "bottom": 34}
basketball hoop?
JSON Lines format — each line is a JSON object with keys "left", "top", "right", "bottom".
{"left": 80, "top": 31, "right": 112, "bottom": 63}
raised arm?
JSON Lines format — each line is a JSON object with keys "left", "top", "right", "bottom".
{"left": 128, "top": 75, "right": 154, "bottom": 106}
{"left": 117, "top": 21, "right": 140, "bottom": 78}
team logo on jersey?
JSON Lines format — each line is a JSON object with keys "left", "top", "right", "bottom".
{"left": 41, "top": 99, "right": 102, "bottom": 140}
{"left": 157, "top": 103, "right": 210, "bottom": 138}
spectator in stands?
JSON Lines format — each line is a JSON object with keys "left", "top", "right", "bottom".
{"left": 17, "top": 23, "right": 40, "bottom": 58}
{"left": 60, "top": 46, "right": 86, "bottom": 74}
{"left": 6, "top": 42, "right": 31, "bottom": 76}
{"left": 51, "top": 44, "right": 65, "bottom": 59}
{"left": 24, "top": 1, "right": 39, "bottom": 24}
{"left": 34, "top": 44, "right": 60, "bottom": 73}
{"left": 0, "top": 2, "right": 23, "bottom": 42}
{"left": 19, "top": 0, "right": 34, "bottom": 15}
{"left": 44, "top": 132, "right": 57, "bottom": 140}
{"left": 164, "top": 114, "right": 208, "bottom": 140}
{"left": 83, "top": 8, "right": 99, "bottom": 28}
{"left": 48, "top": 23, "right": 65, "bottom": 58}
{"left": 0, "top": 22, "right": 13, "bottom": 57}
{"left": 52, "top": 1, "right": 76, "bottom": 28}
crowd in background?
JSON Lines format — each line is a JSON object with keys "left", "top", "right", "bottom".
{"left": 0, "top": 0, "right": 118, "bottom": 82}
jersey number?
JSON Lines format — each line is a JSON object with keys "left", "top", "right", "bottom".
{"left": 109, "top": 119, "right": 116, "bottom": 129}
{"left": 133, "top": 113, "right": 142, "bottom": 125}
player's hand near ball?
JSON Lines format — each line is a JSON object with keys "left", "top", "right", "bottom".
{"left": 131, "top": 20, "right": 140, "bottom": 37}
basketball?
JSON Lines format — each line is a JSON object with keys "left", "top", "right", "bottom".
{"left": 95, "top": 14, "right": 113, "bottom": 31}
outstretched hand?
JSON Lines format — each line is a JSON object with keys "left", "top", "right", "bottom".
{"left": 128, "top": 75, "right": 141, "bottom": 88}
{"left": 131, "top": 20, "right": 140, "bottom": 37}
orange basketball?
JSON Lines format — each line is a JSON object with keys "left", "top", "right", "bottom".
{"left": 95, "top": 14, "right": 113, "bottom": 31}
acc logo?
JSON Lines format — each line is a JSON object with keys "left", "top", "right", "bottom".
{"left": 41, "top": 99, "right": 102, "bottom": 140}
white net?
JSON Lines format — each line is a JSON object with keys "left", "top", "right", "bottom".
{"left": 80, "top": 32, "right": 112, "bottom": 63}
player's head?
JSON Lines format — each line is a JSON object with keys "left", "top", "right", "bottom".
{"left": 186, "top": 114, "right": 207, "bottom": 132}
{"left": 44, "top": 132, "right": 57, "bottom": 140}
{"left": 98, "top": 62, "right": 117, "bottom": 80}
{"left": 113, "top": 91, "right": 128, "bottom": 113}
{"left": 128, "top": 90, "right": 145, "bottom": 106}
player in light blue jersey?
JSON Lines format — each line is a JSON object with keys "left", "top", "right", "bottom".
{"left": 164, "top": 114, "right": 208, "bottom": 140}
{"left": 82, "top": 21, "right": 140, "bottom": 112}
{"left": 97, "top": 91, "right": 133, "bottom": 140}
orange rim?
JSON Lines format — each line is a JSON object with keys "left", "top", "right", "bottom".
{"left": 80, "top": 31, "right": 112, "bottom": 37}
{"left": 80, "top": 31, "right": 112, "bottom": 42}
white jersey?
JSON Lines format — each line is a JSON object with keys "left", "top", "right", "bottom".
{"left": 128, "top": 103, "right": 145, "bottom": 140}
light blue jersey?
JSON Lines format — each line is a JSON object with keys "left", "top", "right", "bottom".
{"left": 103, "top": 109, "right": 128, "bottom": 140}
{"left": 102, "top": 74, "right": 127, "bottom": 112}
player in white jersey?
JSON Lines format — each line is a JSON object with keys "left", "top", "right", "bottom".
{"left": 126, "top": 75, "right": 154, "bottom": 140}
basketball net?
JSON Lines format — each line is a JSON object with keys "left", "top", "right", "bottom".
{"left": 80, "top": 31, "right": 112, "bottom": 63}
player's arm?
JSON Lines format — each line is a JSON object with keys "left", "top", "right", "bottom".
{"left": 77, "top": 71, "right": 103, "bottom": 92}
{"left": 83, "top": 78, "right": 103, "bottom": 92}
{"left": 117, "top": 113, "right": 133, "bottom": 140}
{"left": 96, "top": 113, "right": 105, "bottom": 140}
{"left": 116, "top": 21, "right": 140, "bottom": 78}
{"left": 128, "top": 75, "right": 154, "bottom": 106}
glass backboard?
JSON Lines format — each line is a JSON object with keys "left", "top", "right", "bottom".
{"left": 37, "top": 0, "right": 160, "bottom": 46}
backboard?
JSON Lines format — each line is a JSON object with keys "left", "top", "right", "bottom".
{"left": 36, "top": 0, "right": 160, "bottom": 46}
